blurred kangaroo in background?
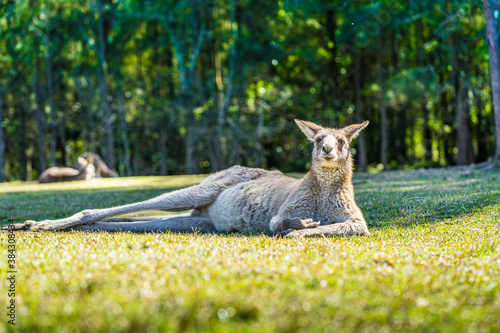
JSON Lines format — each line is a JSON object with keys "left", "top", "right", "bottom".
{"left": 39, "top": 156, "right": 96, "bottom": 184}
{"left": 13, "top": 120, "right": 370, "bottom": 237}
{"left": 74, "top": 152, "right": 118, "bottom": 178}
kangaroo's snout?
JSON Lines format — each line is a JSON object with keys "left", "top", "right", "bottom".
{"left": 322, "top": 144, "right": 333, "bottom": 153}
{"left": 318, "top": 135, "right": 338, "bottom": 161}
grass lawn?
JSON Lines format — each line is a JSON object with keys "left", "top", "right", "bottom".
{"left": 1, "top": 168, "right": 499, "bottom": 332}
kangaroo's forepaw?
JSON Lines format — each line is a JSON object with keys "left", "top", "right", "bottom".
{"left": 301, "top": 218, "right": 320, "bottom": 229}
{"left": 276, "top": 217, "right": 320, "bottom": 232}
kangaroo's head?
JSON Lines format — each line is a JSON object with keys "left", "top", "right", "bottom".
{"left": 76, "top": 156, "right": 89, "bottom": 170}
{"left": 295, "top": 119, "right": 369, "bottom": 170}
{"left": 76, "top": 156, "right": 96, "bottom": 181}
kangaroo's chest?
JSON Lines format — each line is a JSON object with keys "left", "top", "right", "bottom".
{"left": 313, "top": 191, "right": 349, "bottom": 224}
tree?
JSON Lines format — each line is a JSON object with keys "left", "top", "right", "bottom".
{"left": 148, "top": 0, "right": 207, "bottom": 174}
{"left": 483, "top": 0, "right": 500, "bottom": 168}
{"left": 32, "top": 38, "right": 47, "bottom": 173}
{"left": 377, "top": 33, "right": 388, "bottom": 169}
{"left": 96, "top": 0, "right": 115, "bottom": 171}
{"left": 44, "top": 0, "right": 69, "bottom": 166}
{"left": 214, "top": 0, "right": 238, "bottom": 171}
{"left": 0, "top": 0, "right": 496, "bottom": 180}
{"left": 456, "top": 77, "right": 475, "bottom": 165}
{"left": 0, "top": 84, "right": 5, "bottom": 182}
{"left": 354, "top": 48, "right": 367, "bottom": 171}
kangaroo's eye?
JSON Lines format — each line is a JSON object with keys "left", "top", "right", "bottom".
{"left": 338, "top": 140, "right": 345, "bottom": 147}
{"left": 315, "top": 137, "right": 323, "bottom": 144}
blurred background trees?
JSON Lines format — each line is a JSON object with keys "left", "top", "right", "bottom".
{"left": 0, "top": 0, "right": 498, "bottom": 180}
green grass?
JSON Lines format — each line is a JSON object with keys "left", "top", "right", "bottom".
{"left": 1, "top": 168, "right": 499, "bottom": 332}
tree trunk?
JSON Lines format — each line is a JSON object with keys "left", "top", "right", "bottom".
{"left": 214, "top": 0, "right": 238, "bottom": 171}
{"left": 45, "top": 16, "right": 57, "bottom": 167}
{"left": 449, "top": 30, "right": 475, "bottom": 166}
{"left": 151, "top": 22, "right": 167, "bottom": 176}
{"left": 392, "top": 28, "right": 407, "bottom": 164}
{"left": 0, "top": 84, "right": 5, "bottom": 182}
{"left": 159, "top": 128, "right": 167, "bottom": 175}
{"left": 118, "top": 89, "right": 131, "bottom": 176}
{"left": 229, "top": 1, "right": 243, "bottom": 166}
{"left": 181, "top": 75, "right": 199, "bottom": 174}
{"left": 132, "top": 124, "right": 140, "bottom": 176}
{"left": 325, "top": 7, "right": 338, "bottom": 106}
{"left": 418, "top": 19, "right": 432, "bottom": 163}
{"left": 483, "top": 0, "right": 500, "bottom": 167}
{"left": 43, "top": 24, "right": 69, "bottom": 167}
{"left": 214, "top": 34, "right": 224, "bottom": 165}
{"left": 163, "top": 1, "right": 206, "bottom": 174}
{"left": 473, "top": 88, "right": 488, "bottom": 161}
{"left": 75, "top": 74, "right": 96, "bottom": 153}
{"left": 254, "top": 85, "right": 264, "bottom": 168}
{"left": 97, "top": 0, "right": 115, "bottom": 171}
{"left": 423, "top": 97, "right": 432, "bottom": 162}
{"left": 19, "top": 102, "right": 28, "bottom": 181}
{"left": 437, "top": 53, "right": 452, "bottom": 164}
{"left": 164, "top": 39, "right": 177, "bottom": 174}
{"left": 56, "top": 74, "right": 70, "bottom": 167}
{"left": 230, "top": 85, "right": 244, "bottom": 166}
{"left": 33, "top": 48, "right": 47, "bottom": 173}
{"left": 179, "top": 67, "right": 198, "bottom": 174}
{"left": 354, "top": 49, "right": 367, "bottom": 171}
{"left": 178, "top": 50, "right": 204, "bottom": 175}
{"left": 377, "top": 34, "right": 388, "bottom": 169}
{"left": 75, "top": 38, "right": 96, "bottom": 153}
{"left": 456, "top": 78, "right": 475, "bottom": 165}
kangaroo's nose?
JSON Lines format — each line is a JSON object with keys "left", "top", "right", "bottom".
{"left": 322, "top": 144, "right": 333, "bottom": 153}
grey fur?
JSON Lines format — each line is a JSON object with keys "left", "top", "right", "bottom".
{"left": 12, "top": 120, "right": 370, "bottom": 238}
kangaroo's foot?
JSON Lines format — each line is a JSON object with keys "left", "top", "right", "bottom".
{"left": 1, "top": 220, "right": 54, "bottom": 231}
{"left": 1, "top": 223, "right": 33, "bottom": 231}
{"left": 12, "top": 210, "right": 95, "bottom": 232}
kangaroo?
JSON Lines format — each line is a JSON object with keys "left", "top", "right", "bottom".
{"left": 74, "top": 152, "right": 118, "bottom": 178}
{"left": 11, "top": 120, "right": 369, "bottom": 237}
{"left": 39, "top": 156, "right": 96, "bottom": 184}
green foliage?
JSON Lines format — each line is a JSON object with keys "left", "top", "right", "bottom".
{"left": 0, "top": 169, "right": 499, "bottom": 332}
{"left": 0, "top": 0, "right": 497, "bottom": 180}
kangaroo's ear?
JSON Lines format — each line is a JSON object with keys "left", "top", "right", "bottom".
{"left": 294, "top": 119, "right": 323, "bottom": 141}
{"left": 343, "top": 121, "right": 369, "bottom": 142}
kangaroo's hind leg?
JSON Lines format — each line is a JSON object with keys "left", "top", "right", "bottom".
{"left": 70, "top": 213, "right": 217, "bottom": 234}
{"left": 11, "top": 165, "right": 269, "bottom": 232}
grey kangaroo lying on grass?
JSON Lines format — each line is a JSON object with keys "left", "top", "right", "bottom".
{"left": 10, "top": 119, "right": 370, "bottom": 237}
{"left": 38, "top": 156, "right": 96, "bottom": 184}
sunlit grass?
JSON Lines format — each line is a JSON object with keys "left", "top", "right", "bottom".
{"left": 0, "top": 168, "right": 499, "bottom": 332}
